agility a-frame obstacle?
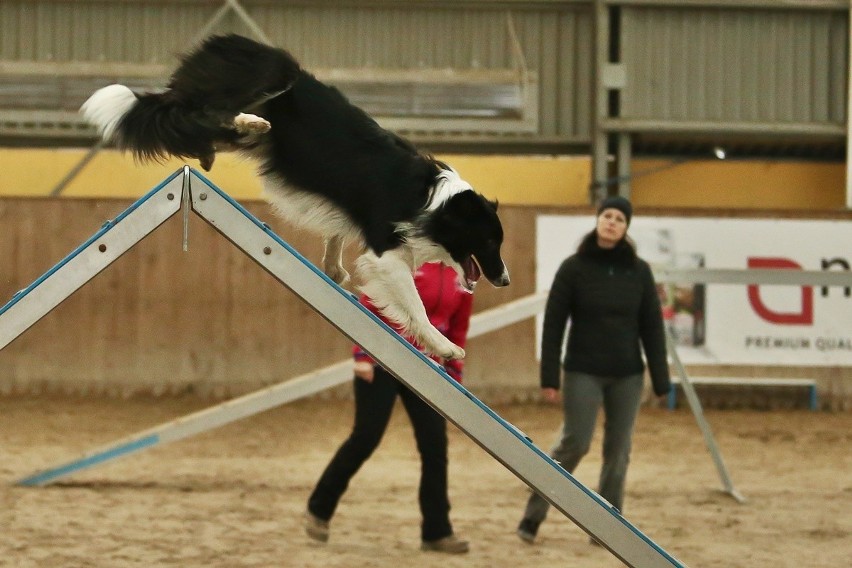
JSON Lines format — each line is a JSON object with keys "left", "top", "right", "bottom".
{"left": 0, "top": 167, "right": 686, "bottom": 568}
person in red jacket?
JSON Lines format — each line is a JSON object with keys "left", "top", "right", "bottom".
{"left": 304, "top": 262, "right": 473, "bottom": 554}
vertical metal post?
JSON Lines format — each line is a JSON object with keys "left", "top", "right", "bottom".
{"left": 591, "top": 0, "right": 610, "bottom": 205}
{"left": 846, "top": 0, "right": 851, "bottom": 208}
{"left": 617, "top": 132, "right": 632, "bottom": 199}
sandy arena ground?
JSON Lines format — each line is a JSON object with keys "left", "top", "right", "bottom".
{"left": 0, "top": 395, "right": 850, "bottom": 568}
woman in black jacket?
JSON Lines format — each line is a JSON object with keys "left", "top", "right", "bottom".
{"left": 517, "top": 195, "right": 671, "bottom": 544}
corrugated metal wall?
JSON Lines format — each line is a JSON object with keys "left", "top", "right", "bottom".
{"left": 0, "top": 1, "right": 847, "bottom": 149}
{"left": 620, "top": 4, "right": 847, "bottom": 126}
{"left": 0, "top": 0, "right": 594, "bottom": 143}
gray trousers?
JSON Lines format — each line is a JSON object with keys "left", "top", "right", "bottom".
{"left": 523, "top": 371, "right": 644, "bottom": 523}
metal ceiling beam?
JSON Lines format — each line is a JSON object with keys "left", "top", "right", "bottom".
{"left": 602, "top": 118, "right": 846, "bottom": 137}
{"left": 605, "top": 0, "right": 846, "bottom": 10}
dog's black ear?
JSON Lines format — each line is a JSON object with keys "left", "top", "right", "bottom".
{"left": 451, "top": 190, "right": 478, "bottom": 212}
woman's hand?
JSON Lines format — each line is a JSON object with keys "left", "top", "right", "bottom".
{"left": 541, "top": 387, "right": 560, "bottom": 404}
{"left": 353, "top": 361, "right": 375, "bottom": 383}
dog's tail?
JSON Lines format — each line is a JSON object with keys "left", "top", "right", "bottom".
{"left": 80, "top": 84, "right": 225, "bottom": 164}
{"left": 80, "top": 34, "right": 301, "bottom": 164}
{"left": 80, "top": 84, "right": 139, "bottom": 146}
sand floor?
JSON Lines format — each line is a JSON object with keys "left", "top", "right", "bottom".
{"left": 1, "top": 396, "right": 850, "bottom": 568}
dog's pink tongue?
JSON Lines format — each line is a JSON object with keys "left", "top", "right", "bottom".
{"left": 462, "top": 257, "right": 481, "bottom": 288}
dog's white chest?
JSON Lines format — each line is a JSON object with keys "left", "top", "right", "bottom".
{"left": 261, "top": 175, "right": 361, "bottom": 240}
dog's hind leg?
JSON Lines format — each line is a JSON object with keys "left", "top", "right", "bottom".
{"left": 356, "top": 251, "right": 465, "bottom": 361}
{"left": 202, "top": 113, "right": 271, "bottom": 170}
{"left": 322, "top": 236, "right": 350, "bottom": 286}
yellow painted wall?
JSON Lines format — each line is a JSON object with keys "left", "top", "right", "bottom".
{"left": 0, "top": 149, "right": 263, "bottom": 200}
{"left": 0, "top": 148, "right": 591, "bottom": 206}
{"left": 0, "top": 149, "right": 846, "bottom": 210}
{"left": 631, "top": 159, "right": 846, "bottom": 211}
{"left": 441, "top": 154, "right": 591, "bottom": 206}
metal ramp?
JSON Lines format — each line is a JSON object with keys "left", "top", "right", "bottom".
{"left": 0, "top": 167, "right": 686, "bottom": 568}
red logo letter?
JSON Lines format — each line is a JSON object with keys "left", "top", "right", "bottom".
{"left": 747, "top": 258, "right": 813, "bottom": 325}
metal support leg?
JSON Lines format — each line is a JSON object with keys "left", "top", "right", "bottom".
{"left": 49, "top": 140, "right": 105, "bottom": 197}
{"left": 666, "top": 329, "right": 746, "bottom": 503}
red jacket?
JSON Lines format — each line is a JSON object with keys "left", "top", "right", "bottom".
{"left": 353, "top": 262, "right": 474, "bottom": 382}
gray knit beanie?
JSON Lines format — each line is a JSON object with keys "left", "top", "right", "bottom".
{"left": 597, "top": 195, "right": 633, "bottom": 226}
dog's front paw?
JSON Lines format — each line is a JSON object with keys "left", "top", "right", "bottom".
{"left": 442, "top": 344, "right": 466, "bottom": 361}
{"left": 423, "top": 335, "right": 465, "bottom": 361}
{"left": 234, "top": 113, "right": 271, "bottom": 134}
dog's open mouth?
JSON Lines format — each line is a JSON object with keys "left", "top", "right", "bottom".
{"left": 460, "top": 255, "right": 482, "bottom": 292}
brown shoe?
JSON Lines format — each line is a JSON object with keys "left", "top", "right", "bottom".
{"left": 303, "top": 510, "right": 329, "bottom": 543}
{"left": 421, "top": 534, "right": 470, "bottom": 554}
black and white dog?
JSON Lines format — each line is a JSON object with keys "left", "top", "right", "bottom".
{"left": 81, "top": 34, "right": 509, "bottom": 360}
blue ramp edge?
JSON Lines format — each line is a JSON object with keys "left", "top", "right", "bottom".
{"left": 17, "top": 434, "right": 161, "bottom": 486}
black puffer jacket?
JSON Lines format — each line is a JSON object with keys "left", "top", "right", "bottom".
{"left": 540, "top": 234, "right": 671, "bottom": 396}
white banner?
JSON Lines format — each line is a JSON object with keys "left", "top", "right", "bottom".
{"left": 536, "top": 215, "right": 852, "bottom": 366}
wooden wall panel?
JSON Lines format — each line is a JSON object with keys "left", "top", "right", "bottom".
{"left": 0, "top": 198, "right": 549, "bottom": 398}
{"left": 0, "top": 197, "right": 849, "bottom": 408}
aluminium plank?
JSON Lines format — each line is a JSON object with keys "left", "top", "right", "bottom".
{"left": 0, "top": 169, "right": 185, "bottom": 351}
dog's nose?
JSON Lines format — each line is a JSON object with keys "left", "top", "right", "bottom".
{"left": 490, "top": 270, "right": 510, "bottom": 287}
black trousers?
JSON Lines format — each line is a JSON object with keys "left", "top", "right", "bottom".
{"left": 307, "top": 365, "right": 452, "bottom": 541}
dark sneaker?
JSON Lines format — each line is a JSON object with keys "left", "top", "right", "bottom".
{"left": 303, "top": 510, "right": 329, "bottom": 543}
{"left": 421, "top": 534, "right": 470, "bottom": 554}
{"left": 517, "top": 518, "right": 540, "bottom": 544}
